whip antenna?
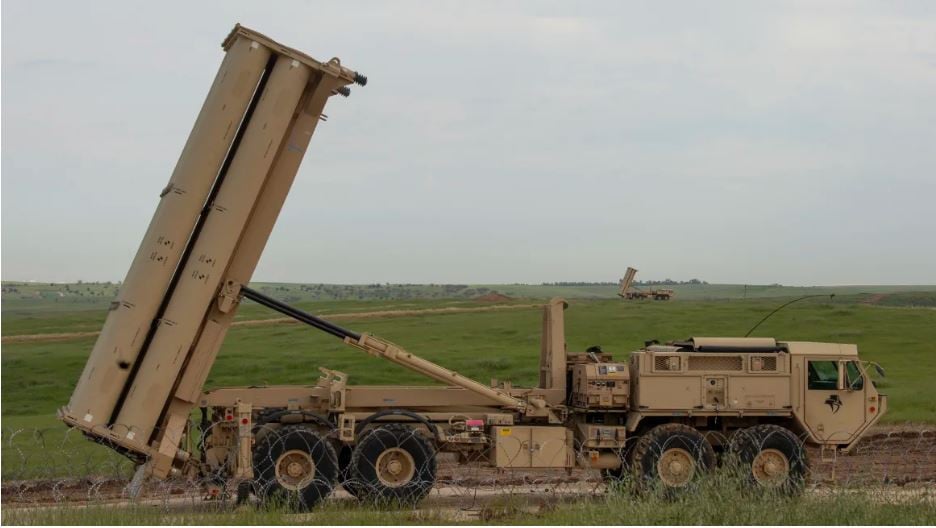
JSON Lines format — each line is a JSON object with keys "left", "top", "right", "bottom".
{"left": 744, "top": 293, "right": 835, "bottom": 337}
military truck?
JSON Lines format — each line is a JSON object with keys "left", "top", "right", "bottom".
{"left": 618, "top": 267, "right": 673, "bottom": 300}
{"left": 60, "top": 26, "right": 887, "bottom": 510}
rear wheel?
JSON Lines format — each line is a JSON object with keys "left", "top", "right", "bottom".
{"left": 631, "top": 423, "right": 715, "bottom": 492}
{"left": 253, "top": 426, "right": 339, "bottom": 511}
{"left": 350, "top": 424, "right": 437, "bottom": 505}
{"left": 729, "top": 424, "right": 807, "bottom": 494}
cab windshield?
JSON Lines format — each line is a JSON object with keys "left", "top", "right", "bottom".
{"left": 845, "top": 361, "right": 864, "bottom": 390}
{"left": 807, "top": 360, "right": 864, "bottom": 390}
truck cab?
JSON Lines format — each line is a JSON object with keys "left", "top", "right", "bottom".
{"left": 788, "top": 342, "right": 886, "bottom": 450}
{"left": 627, "top": 337, "right": 886, "bottom": 453}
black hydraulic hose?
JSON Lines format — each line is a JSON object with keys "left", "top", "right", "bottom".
{"left": 240, "top": 286, "right": 361, "bottom": 341}
{"left": 245, "top": 292, "right": 347, "bottom": 338}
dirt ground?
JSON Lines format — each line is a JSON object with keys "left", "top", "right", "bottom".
{"left": 807, "top": 425, "right": 936, "bottom": 486}
{"left": 1, "top": 303, "right": 539, "bottom": 344}
{"left": 475, "top": 293, "right": 514, "bottom": 303}
{"left": 3, "top": 425, "right": 932, "bottom": 510}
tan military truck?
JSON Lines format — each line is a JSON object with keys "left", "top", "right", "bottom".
{"left": 59, "top": 26, "right": 886, "bottom": 510}
{"left": 618, "top": 267, "right": 673, "bottom": 300}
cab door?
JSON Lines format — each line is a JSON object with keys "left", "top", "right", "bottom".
{"left": 802, "top": 358, "right": 867, "bottom": 443}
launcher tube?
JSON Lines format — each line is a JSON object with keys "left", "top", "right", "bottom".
{"left": 113, "top": 56, "right": 311, "bottom": 442}
{"left": 65, "top": 36, "right": 271, "bottom": 427}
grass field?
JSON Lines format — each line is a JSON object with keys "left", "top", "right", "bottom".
{"left": 5, "top": 280, "right": 936, "bottom": 311}
{"left": 4, "top": 292, "right": 935, "bottom": 423}
{"left": 3, "top": 284, "right": 936, "bottom": 481}
{"left": 3, "top": 485, "right": 934, "bottom": 525}
{"left": 2, "top": 283, "right": 935, "bottom": 523}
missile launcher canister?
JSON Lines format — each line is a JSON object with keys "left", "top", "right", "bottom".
{"left": 60, "top": 25, "right": 365, "bottom": 474}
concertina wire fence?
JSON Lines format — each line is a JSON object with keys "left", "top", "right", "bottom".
{"left": 2, "top": 420, "right": 934, "bottom": 511}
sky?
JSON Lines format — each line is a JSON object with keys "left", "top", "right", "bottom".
{"left": 2, "top": 1, "right": 935, "bottom": 286}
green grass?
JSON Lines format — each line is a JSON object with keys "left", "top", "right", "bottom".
{"left": 872, "top": 291, "right": 936, "bottom": 308}
{"left": 0, "top": 295, "right": 518, "bottom": 336}
{"left": 2, "top": 291, "right": 935, "bottom": 526}
{"left": 4, "top": 279, "right": 933, "bottom": 334}
{"left": 5, "top": 280, "right": 935, "bottom": 314}
{"left": 521, "top": 482, "right": 936, "bottom": 525}
{"left": 8, "top": 298, "right": 934, "bottom": 420}
{"left": 0, "top": 502, "right": 454, "bottom": 525}
{"left": 0, "top": 281, "right": 514, "bottom": 316}
{"left": 1, "top": 414, "right": 135, "bottom": 481}
{"left": 3, "top": 294, "right": 935, "bottom": 480}
{"left": 2, "top": 480, "right": 933, "bottom": 525}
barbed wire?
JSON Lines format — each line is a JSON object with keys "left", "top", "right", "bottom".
{"left": 2, "top": 422, "right": 934, "bottom": 513}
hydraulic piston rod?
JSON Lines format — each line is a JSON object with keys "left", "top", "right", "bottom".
{"left": 241, "top": 286, "right": 360, "bottom": 340}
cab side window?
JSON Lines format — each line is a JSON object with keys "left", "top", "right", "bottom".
{"left": 808, "top": 361, "right": 838, "bottom": 390}
{"left": 845, "top": 361, "right": 864, "bottom": 390}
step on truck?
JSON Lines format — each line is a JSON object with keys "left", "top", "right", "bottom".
{"left": 61, "top": 26, "right": 887, "bottom": 510}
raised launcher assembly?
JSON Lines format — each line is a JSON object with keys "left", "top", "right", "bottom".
{"left": 60, "top": 25, "right": 366, "bottom": 477}
{"left": 62, "top": 26, "right": 887, "bottom": 510}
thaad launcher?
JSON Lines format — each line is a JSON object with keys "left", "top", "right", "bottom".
{"left": 60, "top": 25, "right": 366, "bottom": 477}
{"left": 61, "top": 26, "right": 886, "bottom": 507}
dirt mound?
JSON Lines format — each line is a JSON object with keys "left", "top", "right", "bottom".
{"left": 475, "top": 292, "right": 513, "bottom": 302}
{"left": 861, "top": 293, "right": 889, "bottom": 305}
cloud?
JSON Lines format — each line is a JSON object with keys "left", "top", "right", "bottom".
{"left": 2, "top": 1, "right": 935, "bottom": 284}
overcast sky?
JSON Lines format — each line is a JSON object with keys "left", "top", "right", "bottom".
{"left": 2, "top": 1, "right": 934, "bottom": 285}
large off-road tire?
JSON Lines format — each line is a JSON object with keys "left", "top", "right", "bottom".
{"left": 350, "top": 424, "right": 437, "bottom": 505}
{"left": 253, "top": 426, "right": 339, "bottom": 511}
{"left": 729, "top": 424, "right": 808, "bottom": 495}
{"left": 631, "top": 423, "right": 715, "bottom": 493}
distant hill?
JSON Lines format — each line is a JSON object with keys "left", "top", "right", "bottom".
{"left": 3, "top": 280, "right": 936, "bottom": 312}
{"left": 481, "top": 283, "right": 936, "bottom": 302}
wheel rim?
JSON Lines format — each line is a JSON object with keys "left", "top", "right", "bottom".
{"left": 375, "top": 447, "right": 416, "bottom": 488}
{"left": 751, "top": 448, "right": 790, "bottom": 486}
{"left": 274, "top": 449, "right": 316, "bottom": 491}
{"left": 656, "top": 447, "right": 695, "bottom": 487}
